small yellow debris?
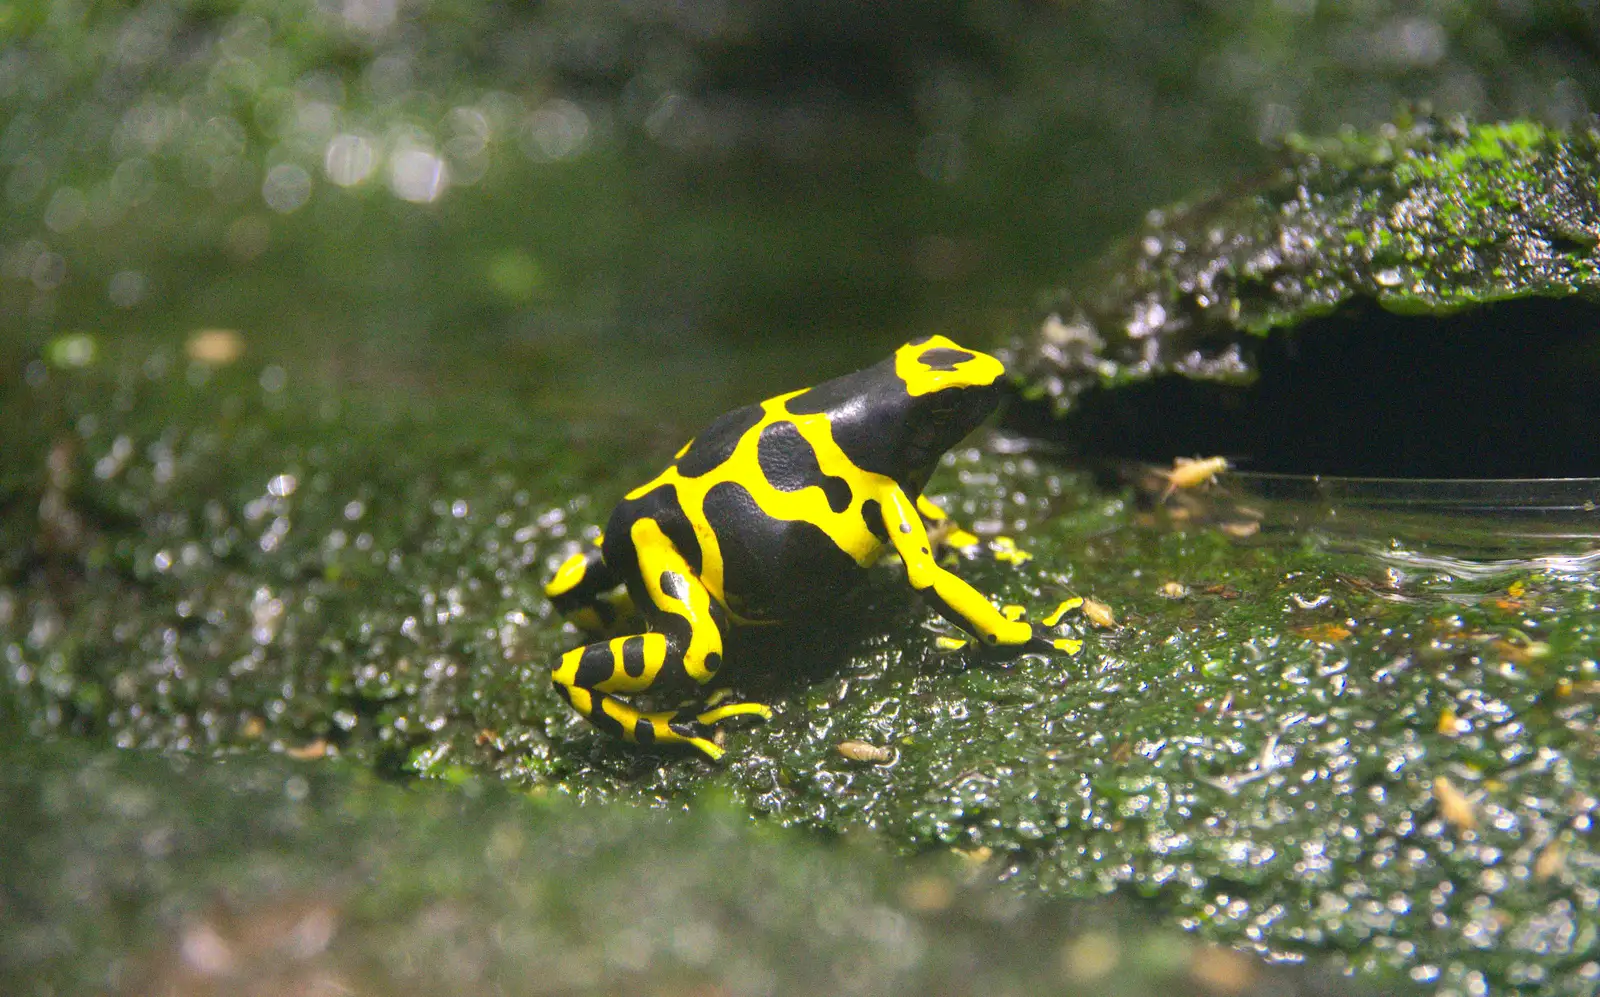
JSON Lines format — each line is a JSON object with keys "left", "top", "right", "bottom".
{"left": 1534, "top": 839, "right": 1567, "bottom": 881}
{"left": 1492, "top": 637, "right": 1550, "bottom": 664}
{"left": 1437, "top": 709, "right": 1468, "bottom": 736}
{"left": 1296, "top": 623, "right": 1351, "bottom": 642}
{"left": 1159, "top": 581, "right": 1190, "bottom": 599}
{"left": 1507, "top": 580, "right": 1526, "bottom": 599}
{"left": 950, "top": 845, "right": 993, "bottom": 865}
{"left": 836, "top": 740, "right": 893, "bottom": 763}
{"left": 990, "top": 536, "right": 1032, "bottom": 566}
{"left": 1059, "top": 930, "right": 1121, "bottom": 982}
{"left": 1433, "top": 775, "right": 1477, "bottom": 831}
{"left": 1051, "top": 638, "right": 1085, "bottom": 655}
{"left": 286, "top": 738, "right": 329, "bottom": 760}
{"left": 1186, "top": 946, "right": 1258, "bottom": 993}
{"left": 1081, "top": 598, "right": 1116, "bottom": 629}
{"left": 186, "top": 328, "right": 245, "bottom": 366}
{"left": 241, "top": 716, "right": 267, "bottom": 739}
{"left": 900, "top": 875, "right": 955, "bottom": 912}
{"left": 935, "top": 635, "right": 970, "bottom": 651}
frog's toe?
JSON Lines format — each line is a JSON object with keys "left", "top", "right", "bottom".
{"left": 677, "top": 731, "right": 726, "bottom": 761}
{"left": 696, "top": 701, "right": 774, "bottom": 725}
{"left": 1026, "top": 634, "right": 1083, "bottom": 656}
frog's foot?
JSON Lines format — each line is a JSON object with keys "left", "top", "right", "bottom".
{"left": 634, "top": 708, "right": 731, "bottom": 761}
{"left": 1019, "top": 600, "right": 1086, "bottom": 656}
{"left": 545, "top": 539, "right": 635, "bottom": 633}
{"left": 933, "top": 600, "right": 1084, "bottom": 658}
{"left": 556, "top": 681, "right": 730, "bottom": 760}
{"left": 1024, "top": 633, "right": 1084, "bottom": 656}
{"left": 634, "top": 701, "right": 772, "bottom": 761}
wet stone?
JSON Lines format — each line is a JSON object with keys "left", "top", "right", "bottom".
{"left": 1006, "top": 118, "right": 1600, "bottom": 477}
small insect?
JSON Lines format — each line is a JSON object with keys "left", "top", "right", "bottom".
{"left": 836, "top": 740, "right": 894, "bottom": 763}
{"left": 1159, "top": 456, "right": 1231, "bottom": 500}
{"left": 1080, "top": 598, "right": 1117, "bottom": 629}
{"left": 1432, "top": 775, "right": 1478, "bottom": 831}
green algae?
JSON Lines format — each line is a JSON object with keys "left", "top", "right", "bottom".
{"left": 1008, "top": 118, "right": 1600, "bottom": 414}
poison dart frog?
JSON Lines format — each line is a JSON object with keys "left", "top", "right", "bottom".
{"left": 544, "top": 335, "right": 1077, "bottom": 760}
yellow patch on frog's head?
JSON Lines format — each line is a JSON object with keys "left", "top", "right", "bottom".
{"left": 893, "top": 335, "right": 1005, "bottom": 398}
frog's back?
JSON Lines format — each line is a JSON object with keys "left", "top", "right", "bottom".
{"left": 606, "top": 339, "right": 1003, "bottom": 623}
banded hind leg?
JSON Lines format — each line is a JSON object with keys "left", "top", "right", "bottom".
{"left": 550, "top": 517, "right": 770, "bottom": 760}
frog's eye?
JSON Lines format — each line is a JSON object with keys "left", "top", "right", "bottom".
{"left": 910, "top": 423, "right": 941, "bottom": 449}
{"left": 925, "top": 396, "right": 963, "bottom": 423}
{"left": 918, "top": 347, "right": 977, "bottom": 372}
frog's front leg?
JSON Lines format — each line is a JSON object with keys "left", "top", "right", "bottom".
{"left": 550, "top": 517, "right": 771, "bottom": 760}
{"left": 544, "top": 538, "right": 636, "bottom": 633}
{"left": 882, "top": 488, "right": 1072, "bottom": 656}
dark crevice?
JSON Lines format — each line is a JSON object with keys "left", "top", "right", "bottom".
{"left": 1547, "top": 233, "right": 1595, "bottom": 258}
{"left": 1004, "top": 296, "right": 1600, "bottom": 478}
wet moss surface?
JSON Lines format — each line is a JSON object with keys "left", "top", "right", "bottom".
{"left": 1007, "top": 119, "right": 1600, "bottom": 476}
{"left": 6, "top": 340, "right": 1600, "bottom": 995}
{"left": 2, "top": 736, "right": 1366, "bottom": 997}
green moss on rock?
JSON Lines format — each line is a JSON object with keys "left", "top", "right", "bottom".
{"left": 1009, "top": 118, "right": 1600, "bottom": 412}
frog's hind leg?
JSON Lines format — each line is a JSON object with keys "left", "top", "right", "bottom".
{"left": 550, "top": 517, "right": 772, "bottom": 760}
{"left": 544, "top": 538, "right": 635, "bottom": 632}
{"left": 552, "top": 633, "right": 728, "bottom": 759}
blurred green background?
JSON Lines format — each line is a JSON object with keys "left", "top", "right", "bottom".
{"left": 5, "top": 0, "right": 1600, "bottom": 434}
{"left": 7, "top": 6, "right": 1600, "bottom": 995}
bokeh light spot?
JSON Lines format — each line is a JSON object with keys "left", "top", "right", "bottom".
{"left": 390, "top": 147, "right": 447, "bottom": 203}
{"left": 522, "top": 99, "right": 590, "bottom": 162}
{"left": 262, "top": 163, "right": 313, "bottom": 213}
{"left": 325, "top": 133, "right": 378, "bottom": 187}
{"left": 108, "top": 270, "right": 146, "bottom": 308}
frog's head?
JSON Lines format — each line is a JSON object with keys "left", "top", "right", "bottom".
{"left": 783, "top": 334, "right": 1006, "bottom": 493}
{"left": 890, "top": 335, "right": 1005, "bottom": 487}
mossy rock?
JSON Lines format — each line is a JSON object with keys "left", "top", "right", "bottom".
{"left": 6, "top": 343, "right": 1600, "bottom": 995}
{"left": 1005, "top": 118, "right": 1600, "bottom": 476}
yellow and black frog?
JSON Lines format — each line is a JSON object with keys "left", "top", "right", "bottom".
{"left": 544, "top": 335, "right": 1077, "bottom": 759}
